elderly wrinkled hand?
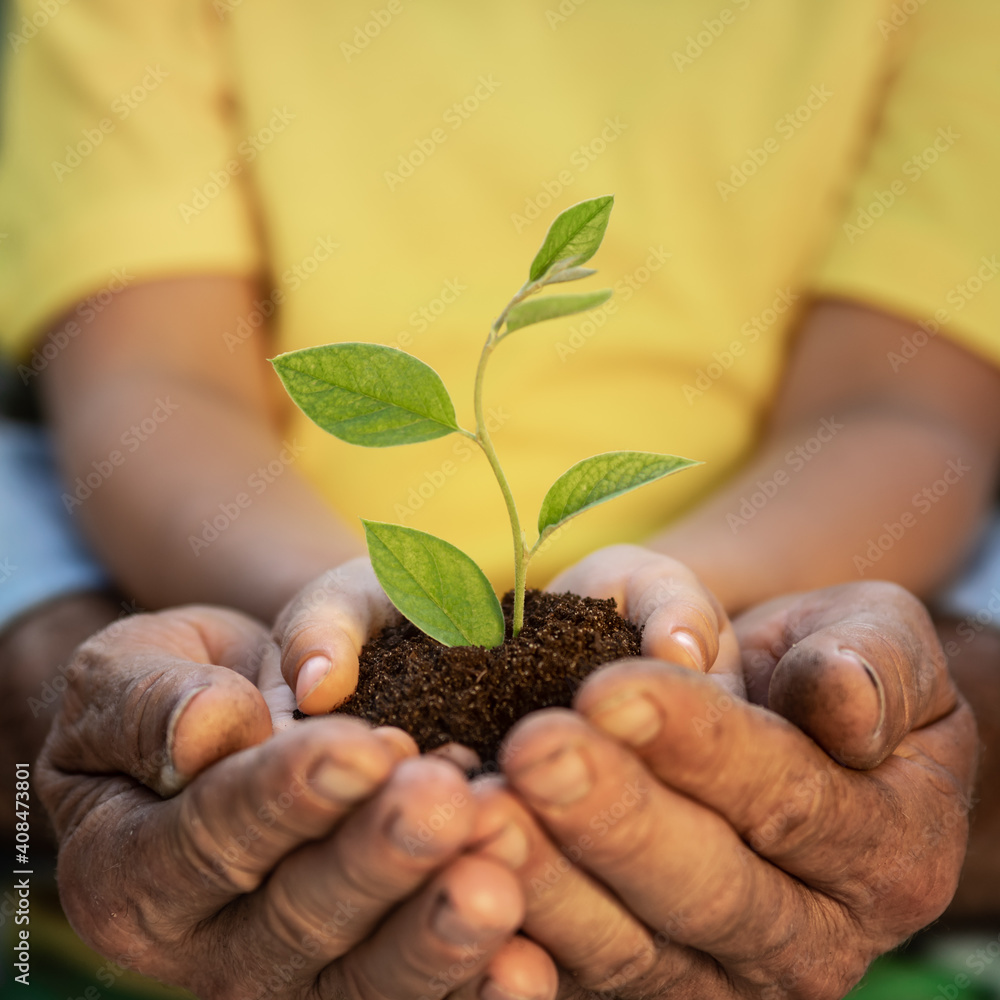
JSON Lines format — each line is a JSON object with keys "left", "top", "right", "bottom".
{"left": 469, "top": 581, "right": 975, "bottom": 999}
{"left": 38, "top": 605, "right": 557, "bottom": 1000}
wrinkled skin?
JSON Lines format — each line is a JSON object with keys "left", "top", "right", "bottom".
{"left": 469, "top": 581, "right": 976, "bottom": 999}
{"left": 38, "top": 606, "right": 557, "bottom": 1000}
{"left": 37, "top": 576, "right": 976, "bottom": 999}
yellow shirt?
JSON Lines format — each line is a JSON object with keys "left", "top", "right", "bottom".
{"left": 2, "top": 0, "right": 999, "bottom": 588}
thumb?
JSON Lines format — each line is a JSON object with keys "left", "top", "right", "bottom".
{"left": 734, "top": 581, "right": 957, "bottom": 769}
{"left": 42, "top": 606, "right": 273, "bottom": 804}
{"left": 272, "top": 558, "right": 400, "bottom": 714}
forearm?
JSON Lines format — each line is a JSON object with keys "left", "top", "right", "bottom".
{"left": 654, "top": 412, "right": 989, "bottom": 613}
{"left": 41, "top": 276, "right": 362, "bottom": 622}
{"left": 50, "top": 372, "right": 360, "bottom": 621}
{"left": 652, "top": 299, "right": 1000, "bottom": 614}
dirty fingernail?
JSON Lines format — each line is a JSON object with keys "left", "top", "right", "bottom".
{"left": 842, "top": 649, "right": 886, "bottom": 737}
{"left": 386, "top": 807, "right": 450, "bottom": 858}
{"left": 586, "top": 691, "right": 662, "bottom": 747}
{"left": 512, "top": 747, "right": 592, "bottom": 806}
{"left": 310, "top": 760, "right": 378, "bottom": 802}
{"left": 669, "top": 627, "right": 706, "bottom": 671}
{"left": 431, "top": 892, "right": 505, "bottom": 947}
{"left": 162, "top": 684, "right": 212, "bottom": 793}
{"left": 295, "top": 655, "right": 332, "bottom": 707}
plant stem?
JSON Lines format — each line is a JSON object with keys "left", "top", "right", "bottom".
{"left": 472, "top": 332, "right": 528, "bottom": 637}
{"left": 471, "top": 275, "right": 555, "bottom": 637}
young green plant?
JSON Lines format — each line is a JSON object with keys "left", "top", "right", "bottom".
{"left": 272, "top": 196, "right": 697, "bottom": 649}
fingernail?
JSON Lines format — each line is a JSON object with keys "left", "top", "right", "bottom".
{"left": 295, "top": 654, "right": 331, "bottom": 706}
{"left": 669, "top": 627, "right": 706, "bottom": 670}
{"left": 512, "top": 746, "right": 592, "bottom": 806}
{"left": 431, "top": 892, "right": 504, "bottom": 947}
{"left": 842, "top": 650, "right": 886, "bottom": 737}
{"left": 586, "top": 691, "right": 662, "bottom": 747}
{"left": 475, "top": 822, "right": 529, "bottom": 869}
{"left": 161, "top": 685, "right": 211, "bottom": 795}
{"left": 309, "top": 760, "right": 377, "bottom": 802}
{"left": 386, "top": 807, "right": 449, "bottom": 858}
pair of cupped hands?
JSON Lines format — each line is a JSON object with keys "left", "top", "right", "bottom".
{"left": 38, "top": 545, "right": 975, "bottom": 1000}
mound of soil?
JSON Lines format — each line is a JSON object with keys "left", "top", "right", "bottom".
{"left": 333, "top": 588, "right": 642, "bottom": 763}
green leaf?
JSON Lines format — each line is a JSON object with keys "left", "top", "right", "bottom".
{"left": 363, "top": 520, "right": 505, "bottom": 648}
{"left": 272, "top": 343, "right": 459, "bottom": 447}
{"left": 537, "top": 451, "right": 700, "bottom": 536}
{"left": 504, "top": 289, "right": 613, "bottom": 334}
{"left": 545, "top": 266, "right": 597, "bottom": 285}
{"left": 529, "top": 195, "right": 614, "bottom": 282}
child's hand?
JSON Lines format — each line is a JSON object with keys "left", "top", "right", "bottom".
{"left": 273, "top": 557, "right": 402, "bottom": 714}
{"left": 547, "top": 543, "right": 743, "bottom": 695}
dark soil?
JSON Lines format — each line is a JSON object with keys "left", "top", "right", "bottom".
{"left": 328, "top": 589, "right": 642, "bottom": 763}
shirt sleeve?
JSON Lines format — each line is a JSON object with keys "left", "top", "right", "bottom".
{"left": 809, "top": 0, "right": 1000, "bottom": 369}
{"left": 0, "top": 0, "right": 262, "bottom": 360}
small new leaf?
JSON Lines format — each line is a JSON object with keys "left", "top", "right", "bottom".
{"left": 272, "top": 343, "right": 459, "bottom": 447}
{"left": 537, "top": 451, "right": 700, "bottom": 536}
{"left": 363, "top": 520, "right": 505, "bottom": 648}
{"left": 504, "top": 289, "right": 613, "bottom": 335}
{"left": 545, "top": 266, "right": 598, "bottom": 285}
{"left": 529, "top": 195, "right": 614, "bottom": 282}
